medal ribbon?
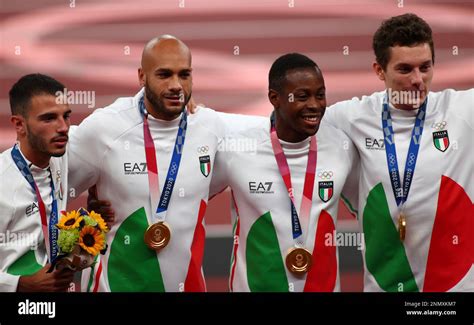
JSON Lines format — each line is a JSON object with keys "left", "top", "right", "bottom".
{"left": 269, "top": 116, "right": 317, "bottom": 245}
{"left": 11, "top": 144, "right": 59, "bottom": 263}
{"left": 381, "top": 96, "right": 427, "bottom": 208}
{"left": 139, "top": 97, "right": 187, "bottom": 222}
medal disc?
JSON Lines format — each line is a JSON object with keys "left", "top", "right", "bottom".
{"left": 285, "top": 247, "right": 312, "bottom": 275}
{"left": 144, "top": 222, "right": 171, "bottom": 251}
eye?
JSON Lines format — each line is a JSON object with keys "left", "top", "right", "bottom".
{"left": 420, "top": 64, "right": 431, "bottom": 73}
{"left": 295, "top": 93, "right": 307, "bottom": 100}
{"left": 316, "top": 93, "right": 326, "bottom": 99}
{"left": 41, "top": 115, "right": 55, "bottom": 122}
{"left": 157, "top": 72, "right": 171, "bottom": 78}
{"left": 397, "top": 67, "right": 411, "bottom": 74}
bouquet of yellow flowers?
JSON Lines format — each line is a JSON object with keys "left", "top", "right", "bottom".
{"left": 54, "top": 207, "right": 109, "bottom": 271}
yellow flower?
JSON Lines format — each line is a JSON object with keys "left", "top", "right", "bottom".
{"left": 89, "top": 211, "right": 109, "bottom": 233}
{"left": 79, "top": 226, "right": 105, "bottom": 256}
{"left": 57, "top": 210, "right": 83, "bottom": 230}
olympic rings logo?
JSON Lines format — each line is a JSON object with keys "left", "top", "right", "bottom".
{"left": 197, "top": 146, "right": 209, "bottom": 154}
{"left": 170, "top": 162, "right": 178, "bottom": 174}
{"left": 318, "top": 171, "right": 333, "bottom": 179}
{"left": 432, "top": 121, "right": 447, "bottom": 131}
{"left": 388, "top": 154, "right": 396, "bottom": 165}
{"left": 408, "top": 153, "right": 416, "bottom": 165}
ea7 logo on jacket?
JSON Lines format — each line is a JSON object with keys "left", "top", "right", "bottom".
{"left": 124, "top": 162, "right": 147, "bottom": 175}
{"left": 365, "top": 138, "right": 385, "bottom": 150}
{"left": 319, "top": 181, "right": 333, "bottom": 202}
{"left": 26, "top": 202, "right": 39, "bottom": 217}
{"left": 249, "top": 182, "right": 274, "bottom": 194}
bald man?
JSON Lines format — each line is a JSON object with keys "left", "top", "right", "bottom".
{"left": 67, "top": 35, "right": 263, "bottom": 292}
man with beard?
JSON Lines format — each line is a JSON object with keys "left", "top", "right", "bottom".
{"left": 68, "top": 35, "right": 263, "bottom": 292}
{"left": 0, "top": 73, "right": 75, "bottom": 291}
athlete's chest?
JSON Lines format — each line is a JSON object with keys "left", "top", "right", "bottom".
{"left": 354, "top": 109, "right": 465, "bottom": 178}
{"left": 101, "top": 129, "right": 219, "bottom": 198}
{"left": 229, "top": 142, "right": 349, "bottom": 209}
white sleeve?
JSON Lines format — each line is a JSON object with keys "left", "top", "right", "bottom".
{"left": 209, "top": 138, "right": 231, "bottom": 199}
{"left": 216, "top": 111, "right": 267, "bottom": 137}
{"left": 324, "top": 99, "right": 358, "bottom": 137}
{"left": 67, "top": 116, "right": 102, "bottom": 198}
{"left": 0, "top": 272, "right": 20, "bottom": 292}
{"left": 450, "top": 88, "right": 474, "bottom": 129}
{"left": 0, "top": 186, "right": 20, "bottom": 292}
{"left": 340, "top": 132, "right": 360, "bottom": 218}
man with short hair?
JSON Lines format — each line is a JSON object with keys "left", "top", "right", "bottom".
{"left": 0, "top": 73, "right": 74, "bottom": 291}
{"left": 324, "top": 13, "right": 473, "bottom": 292}
{"left": 210, "top": 53, "right": 358, "bottom": 292}
{"left": 68, "top": 35, "right": 263, "bottom": 292}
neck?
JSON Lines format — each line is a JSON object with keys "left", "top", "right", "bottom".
{"left": 274, "top": 117, "right": 308, "bottom": 143}
{"left": 144, "top": 97, "right": 181, "bottom": 121}
{"left": 18, "top": 140, "right": 50, "bottom": 168}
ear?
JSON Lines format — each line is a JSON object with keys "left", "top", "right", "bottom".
{"left": 372, "top": 61, "right": 385, "bottom": 81}
{"left": 268, "top": 89, "right": 280, "bottom": 110}
{"left": 10, "top": 115, "right": 26, "bottom": 136}
{"left": 138, "top": 68, "right": 145, "bottom": 87}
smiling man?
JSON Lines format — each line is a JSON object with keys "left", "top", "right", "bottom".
{"left": 0, "top": 74, "right": 74, "bottom": 291}
{"left": 67, "top": 35, "right": 264, "bottom": 292}
{"left": 210, "top": 53, "right": 359, "bottom": 292}
{"left": 324, "top": 13, "right": 473, "bottom": 292}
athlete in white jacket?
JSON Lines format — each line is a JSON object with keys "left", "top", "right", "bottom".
{"left": 324, "top": 13, "right": 473, "bottom": 292}
{"left": 210, "top": 53, "right": 359, "bottom": 292}
{"left": 0, "top": 74, "right": 74, "bottom": 292}
{"left": 68, "top": 36, "right": 264, "bottom": 292}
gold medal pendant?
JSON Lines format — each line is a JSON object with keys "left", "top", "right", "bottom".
{"left": 144, "top": 222, "right": 171, "bottom": 252}
{"left": 285, "top": 247, "right": 313, "bottom": 275}
{"left": 398, "top": 214, "right": 406, "bottom": 241}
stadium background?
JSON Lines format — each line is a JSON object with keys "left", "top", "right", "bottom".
{"left": 1, "top": 0, "right": 472, "bottom": 291}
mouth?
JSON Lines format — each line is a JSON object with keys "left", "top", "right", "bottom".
{"left": 52, "top": 136, "right": 68, "bottom": 146}
{"left": 301, "top": 114, "right": 322, "bottom": 126}
{"left": 164, "top": 95, "right": 183, "bottom": 105}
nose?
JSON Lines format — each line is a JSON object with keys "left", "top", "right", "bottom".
{"left": 307, "top": 95, "right": 325, "bottom": 111}
{"left": 57, "top": 117, "right": 69, "bottom": 134}
{"left": 168, "top": 75, "right": 183, "bottom": 93}
{"left": 411, "top": 68, "right": 423, "bottom": 87}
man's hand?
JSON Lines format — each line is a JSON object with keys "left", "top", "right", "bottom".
{"left": 17, "top": 264, "right": 75, "bottom": 292}
{"left": 87, "top": 185, "right": 115, "bottom": 230}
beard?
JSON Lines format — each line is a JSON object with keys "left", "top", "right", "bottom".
{"left": 144, "top": 79, "right": 191, "bottom": 117}
{"left": 26, "top": 124, "right": 66, "bottom": 158}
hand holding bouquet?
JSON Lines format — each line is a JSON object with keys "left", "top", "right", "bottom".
{"left": 55, "top": 208, "right": 109, "bottom": 271}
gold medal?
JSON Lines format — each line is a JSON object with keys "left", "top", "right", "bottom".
{"left": 398, "top": 213, "right": 406, "bottom": 241}
{"left": 285, "top": 247, "right": 312, "bottom": 275}
{"left": 144, "top": 222, "right": 171, "bottom": 251}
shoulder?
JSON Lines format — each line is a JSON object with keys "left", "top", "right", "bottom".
{"left": 186, "top": 106, "right": 222, "bottom": 138}
{"left": 317, "top": 121, "right": 352, "bottom": 148}
{"left": 188, "top": 107, "right": 268, "bottom": 140}
{"left": 0, "top": 149, "right": 22, "bottom": 215}
{"left": 225, "top": 116, "right": 269, "bottom": 144}
{"left": 325, "top": 91, "right": 384, "bottom": 131}
{"left": 0, "top": 148, "right": 18, "bottom": 179}
{"left": 430, "top": 88, "right": 473, "bottom": 128}
{"left": 429, "top": 88, "right": 473, "bottom": 108}
{"left": 71, "top": 91, "right": 143, "bottom": 144}
{"left": 328, "top": 91, "right": 385, "bottom": 112}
